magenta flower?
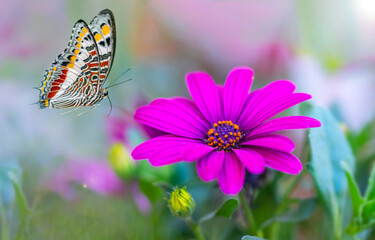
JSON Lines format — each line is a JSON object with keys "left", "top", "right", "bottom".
{"left": 47, "top": 159, "right": 126, "bottom": 200}
{"left": 131, "top": 67, "right": 321, "bottom": 194}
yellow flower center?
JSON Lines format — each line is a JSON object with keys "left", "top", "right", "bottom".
{"left": 206, "top": 120, "right": 243, "bottom": 151}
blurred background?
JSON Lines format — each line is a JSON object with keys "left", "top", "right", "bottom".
{"left": 1, "top": 0, "right": 375, "bottom": 239}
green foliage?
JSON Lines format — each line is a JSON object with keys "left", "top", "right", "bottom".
{"left": 241, "top": 235, "right": 267, "bottom": 240}
{"left": 344, "top": 163, "right": 375, "bottom": 235}
{"left": 8, "top": 172, "right": 30, "bottom": 240}
{"left": 214, "top": 198, "right": 239, "bottom": 219}
{"left": 260, "top": 198, "right": 317, "bottom": 229}
{"left": 300, "top": 104, "right": 355, "bottom": 239}
{"left": 341, "top": 162, "right": 364, "bottom": 218}
{"left": 139, "top": 179, "right": 163, "bottom": 202}
{"left": 4, "top": 104, "right": 374, "bottom": 240}
{"left": 252, "top": 180, "right": 279, "bottom": 230}
{"left": 31, "top": 191, "right": 147, "bottom": 240}
{"left": 136, "top": 160, "right": 174, "bottom": 183}
{"left": 365, "top": 164, "right": 375, "bottom": 201}
{"left": 347, "top": 120, "right": 375, "bottom": 199}
{"left": 361, "top": 200, "right": 375, "bottom": 222}
{"left": 347, "top": 121, "right": 374, "bottom": 156}
{"left": 199, "top": 198, "right": 239, "bottom": 223}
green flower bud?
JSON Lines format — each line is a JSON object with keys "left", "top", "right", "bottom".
{"left": 168, "top": 186, "right": 195, "bottom": 218}
{"left": 108, "top": 143, "right": 134, "bottom": 179}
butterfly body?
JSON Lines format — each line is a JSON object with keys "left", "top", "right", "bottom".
{"left": 38, "top": 9, "right": 116, "bottom": 109}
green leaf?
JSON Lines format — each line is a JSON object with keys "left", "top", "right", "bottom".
{"left": 139, "top": 179, "right": 163, "bottom": 202}
{"left": 345, "top": 200, "right": 375, "bottom": 235}
{"left": 346, "top": 200, "right": 375, "bottom": 235}
{"left": 345, "top": 220, "right": 363, "bottom": 235}
{"left": 347, "top": 121, "right": 373, "bottom": 154}
{"left": 199, "top": 198, "right": 239, "bottom": 222}
{"left": 364, "top": 163, "right": 375, "bottom": 201}
{"left": 361, "top": 200, "right": 375, "bottom": 223}
{"left": 137, "top": 160, "right": 173, "bottom": 183}
{"left": 260, "top": 198, "right": 317, "bottom": 229}
{"left": 241, "top": 236, "right": 267, "bottom": 240}
{"left": 0, "top": 199, "right": 10, "bottom": 240}
{"left": 341, "top": 162, "right": 364, "bottom": 217}
{"left": 346, "top": 220, "right": 375, "bottom": 236}
{"left": 8, "top": 172, "right": 30, "bottom": 221}
{"left": 0, "top": 161, "right": 21, "bottom": 205}
{"left": 355, "top": 123, "right": 373, "bottom": 148}
{"left": 8, "top": 172, "right": 30, "bottom": 240}
{"left": 302, "top": 105, "right": 355, "bottom": 236}
{"left": 214, "top": 198, "right": 239, "bottom": 218}
{"left": 0, "top": 162, "right": 21, "bottom": 240}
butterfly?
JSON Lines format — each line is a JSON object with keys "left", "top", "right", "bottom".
{"left": 38, "top": 9, "right": 116, "bottom": 109}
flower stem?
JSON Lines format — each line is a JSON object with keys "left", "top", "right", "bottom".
{"left": 239, "top": 190, "right": 259, "bottom": 236}
{"left": 186, "top": 218, "right": 205, "bottom": 240}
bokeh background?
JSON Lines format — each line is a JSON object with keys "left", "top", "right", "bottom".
{"left": 1, "top": 0, "right": 375, "bottom": 239}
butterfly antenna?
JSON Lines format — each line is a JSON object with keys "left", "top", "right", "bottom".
{"left": 106, "top": 78, "right": 132, "bottom": 89}
{"left": 30, "top": 100, "right": 40, "bottom": 106}
{"left": 107, "top": 67, "right": 131, "bottom": 85}
{"left": 106, "top": 94, "right": 113, "bottom": 117}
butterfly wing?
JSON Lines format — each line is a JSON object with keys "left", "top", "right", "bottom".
{"left": 89, "top": 9, "right": 116, "bottom": 88}
{"left": 38, "top": 20, "right": 101, "bottom": 108}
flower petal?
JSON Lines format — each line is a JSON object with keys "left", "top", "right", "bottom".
{"left": 249, "top": 116, "right": 321, "bottom": 136}
{"left": 131, "top": 135, "right": 198, "bottom": 160}
{"left": 218, "top": 152, "right": 245, "bottom": 194}
{"left": 134, "top": 97, "right": 209, "bottom": 139}
{"left": 223, "top": 67, "right": 253, "bottom": 121}
{"left": 237, "top": 80, "right": 296, "bottom": 126}
{"left": 196, "top": 151, "right": 225, "bottom": 181}
{"left": 186, "top": 72, "right": 223, "bottom": 123}
{"left": 140, "top": 124, "right": 167, "bottom": 139}
{"left": 149, "top": 145, "right": 196, "bottom": 167}
{"left": 233, "top": 148, "right": 265, "bottom": 174}
{"left": 245, "top": 93, "right": 312, "bottom": 130}
{"left": 254, "top": 148, "right": 303, "bottom": 174}
{"left": 181, "top": 142, "right": 215, "bottom": 161}
{"left": 242, "top": 134, "right": 295, "bottom": 152}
